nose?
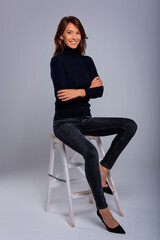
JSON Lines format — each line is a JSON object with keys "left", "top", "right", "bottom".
{"left": 72, "top": 33, "right": 77, "bottom": 39}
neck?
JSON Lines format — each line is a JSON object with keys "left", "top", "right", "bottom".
{"left": 62, "top": 45, "right": 80, "bottom": 55}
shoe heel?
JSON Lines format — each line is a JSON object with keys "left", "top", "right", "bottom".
{"left": 97, "top": 210, "right": 125, "bottom": 234}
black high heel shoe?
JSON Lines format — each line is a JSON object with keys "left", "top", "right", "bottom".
{"left": 97, "top": 210, "right": 126, "bottom": 234}
{"left": 103, "top": 181, "right": 113, "bottom": 195}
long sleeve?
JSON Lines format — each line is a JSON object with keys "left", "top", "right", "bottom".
{"left": 50, "top": 56, "right": 67, "bottom": 99}
{"left": 84, "top": 56, "right": 104, "bottom": 99}
{"left": 50, "top": 45, "right": 104, "bottom": 120}
{"left": 85, "top": 86, "right": 104, "bottom": 98}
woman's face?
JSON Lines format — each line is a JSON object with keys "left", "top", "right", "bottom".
{"left": 60, "top": 22, "right": 81, "bottom": 49}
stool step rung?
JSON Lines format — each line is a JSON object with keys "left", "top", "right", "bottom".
{"left": 68, "top": 162, "right": 84, "bottom": 168}
{"left": 70, "top": 178, "right": 86, "bottom": 185}
{"left": 71, "top": 190, "right": 92, "bottom": 199}
{"left": 51, "top": 177, "right": 87, "bottom": 188}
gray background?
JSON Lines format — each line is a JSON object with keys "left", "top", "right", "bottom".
{"left": 0, "top": 0, "right": 160, "bottom": 239}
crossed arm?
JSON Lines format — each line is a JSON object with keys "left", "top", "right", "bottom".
{"left": 57, "top": 76, "right": 103, "bottom": 101}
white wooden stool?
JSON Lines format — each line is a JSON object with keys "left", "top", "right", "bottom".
{"left": 45, "top": 134, "right": 124, "bottom": 227}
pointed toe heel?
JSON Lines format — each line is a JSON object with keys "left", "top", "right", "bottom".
{"left": 103, "top": 181, "right": 113, "bottom": 195}
{"left": 97, "top": 210, "right": 126, "bottom": 234}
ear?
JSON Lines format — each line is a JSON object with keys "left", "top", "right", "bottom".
{"left": 60, "top": 35, "right": 64, "bottom": 40}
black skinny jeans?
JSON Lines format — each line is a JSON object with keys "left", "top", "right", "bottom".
{"left": 53, "top": 116, "right": 137, "bottom": 210}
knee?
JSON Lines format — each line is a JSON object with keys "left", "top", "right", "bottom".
{"left": 84, "top": 145, "right": 99, "bottom": 162}
{"left": 126, "top": 119, "right": 138, "bottom": 135}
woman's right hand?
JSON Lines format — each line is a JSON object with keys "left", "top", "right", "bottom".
{"left": 89, "top": 76, "right": 103, "bottom": 88}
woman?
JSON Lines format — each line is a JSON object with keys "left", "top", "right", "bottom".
{"left": 50, "top": 16, "right": 137, "bottom": 234}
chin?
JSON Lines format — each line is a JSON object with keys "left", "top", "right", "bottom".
{"left": 67, "top": 42, "right": 79, "bottom": 49}
{"left": 68, "top": 45, "right": 78, "bottom": 49}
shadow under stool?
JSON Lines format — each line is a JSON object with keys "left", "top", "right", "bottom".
{"left": 45, "top": 134, "right": 124, "bottom": 227}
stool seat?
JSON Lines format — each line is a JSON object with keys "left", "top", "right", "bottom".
{"left": 45, "top": 134, "right": 124, "bottom": 227}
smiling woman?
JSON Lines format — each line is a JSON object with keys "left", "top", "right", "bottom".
{"left": 50, "top": 16, "right": 137, "bottom": 234}
{"left": 54, "top": 16, "right": 88, "bottom": 56}
{"left": 60, "top": 23, "right": 81, "bottom": 48}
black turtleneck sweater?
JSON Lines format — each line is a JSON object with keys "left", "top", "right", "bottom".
{"left": 50, "top": 46, "right": 104, "bottom": 120}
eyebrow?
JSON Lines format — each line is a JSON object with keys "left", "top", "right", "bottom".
{"left": 66, "top": 29, "right": 80, "bottom": 32}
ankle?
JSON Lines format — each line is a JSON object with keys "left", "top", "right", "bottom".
{"left": 99, "top": 207, "right": 109, "bottom": 215}
{"left": 99, "top": 164, "right": 109, "bottom": 175}
{"left": 99, "top": 164, "right": 109, "bottom": 185}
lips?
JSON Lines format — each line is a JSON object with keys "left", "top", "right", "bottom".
{"left": 70, "top": 41, "right": 78, "bottom": 44}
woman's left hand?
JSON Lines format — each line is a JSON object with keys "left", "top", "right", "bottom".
{"left": 57, "top": 89, "right": 85, "bottom": 101}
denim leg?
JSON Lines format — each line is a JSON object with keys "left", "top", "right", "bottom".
{"left": 54, "top": 121, "right": 108, "bottom": 209}
{"left": 81, "top": 117, "right": 137, "bottom": 169}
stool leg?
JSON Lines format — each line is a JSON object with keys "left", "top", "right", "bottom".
{"left": 77, "top": 166, "right": 94, "bottom": 204}
{"left": 60, "top": 142, "right": 75, "bottom": 227}
{"left": 108, "top": 171, "right": 124, "bottom": 217}
{"left": 46, "top": 137, "right": 55, "bottom": 212}
{"left": 96, "top": 137, "right": 124, "bottom": 216}
{"left": 89, "top": 193, "right": 94, "bottom": 204}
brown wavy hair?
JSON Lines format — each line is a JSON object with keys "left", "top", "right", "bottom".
{"left": 53, "top": 16, "right": 88, "bottom": 56}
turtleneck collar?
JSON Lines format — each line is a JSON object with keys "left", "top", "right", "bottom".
{"left": 62, "top": 45, "right": 80, "bottom": 55}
